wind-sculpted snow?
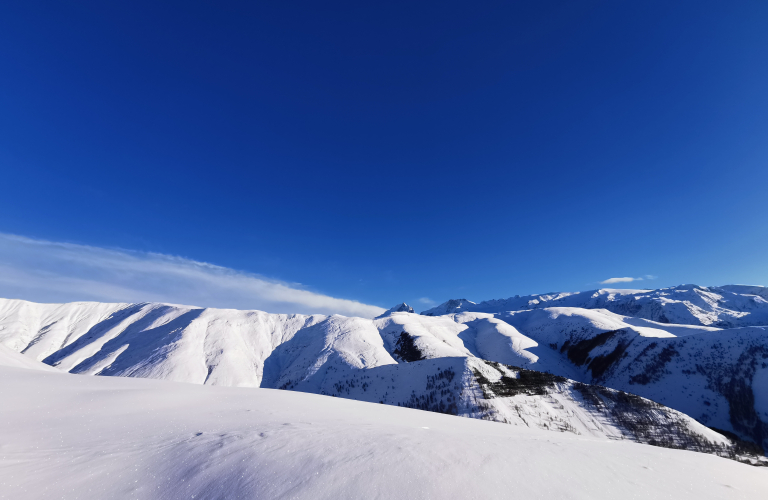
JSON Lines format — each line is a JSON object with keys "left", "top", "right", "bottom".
{"left": 1, "top": 291, "right": 768, "bottom": 461}
{"left": 3, "top": 366, "right": 766, "bottom": 500}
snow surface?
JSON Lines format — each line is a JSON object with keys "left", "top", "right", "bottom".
{"left": 1, "top": 364, "right": 766, "bottom": 500}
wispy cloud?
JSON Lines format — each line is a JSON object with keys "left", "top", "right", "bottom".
{"left": 417, "top": 297, "right": 436, "bottom": 305}
{"left": 601, "top": 277, "right": 638, "bottom": 284}
{"left": 600, "top": 275, "right": 658, "bottom": 285}
{"left": 0, "top": 233, "right": 385, "bottom": 318}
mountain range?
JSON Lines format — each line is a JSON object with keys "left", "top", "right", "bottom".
{"left": 1, "top": 283, "right": 766, "bottom": 464}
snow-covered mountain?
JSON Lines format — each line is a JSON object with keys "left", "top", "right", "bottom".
{"left": 376, "top": 302, "right": 415, "bottom": 317}
{"left": 1, "top": 286, "right": 767, "bottom": 462}
{"left": 421, "top": 285, "right": 768, "bottom": 327}
{"left": 3, "top": 363, "right": 765, "bottom": 500}
{"left": 480, "top": 308, "right": 768, "bottom": 450}
{"left": 417, "top": 285, "right": 768, "bottom": 451}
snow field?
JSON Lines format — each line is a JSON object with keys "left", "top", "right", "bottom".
{"left": 0, "top": 364, "right": 766, "bottom": 500}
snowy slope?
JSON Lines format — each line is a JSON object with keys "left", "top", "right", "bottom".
{"left": 1, "top": 365, "right": 766, "bottom": 500}
{"left": 0, "top": 298, "right": 129, "bottom": 358}
{"left": 1, "top": 294, "right": 767, "bottom": 459}
{"left": 416, "top": 306, "right": 768, "bottom": 450}
{"left": 472, "top": 308, "right": 768, "bottom": 451}
{"left": 422, "top": 285, "right": 768, "bottom": 327}
{"left": 0, "top": 343, "right": 60, "bottom": 372}
{"left": 0, "top": 298, "right": 327, "bottom": 386}
{"left": 309, "top": 355, "right": 764, "bottom": 463}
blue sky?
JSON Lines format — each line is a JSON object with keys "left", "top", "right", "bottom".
{"left": 1, "top": 1, "right": 767, "bottom": 315}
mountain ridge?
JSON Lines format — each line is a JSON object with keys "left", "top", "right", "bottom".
{"left": 421, "top": 285, "right": 768, "bottom": 328}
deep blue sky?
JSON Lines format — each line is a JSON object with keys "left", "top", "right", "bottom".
{"left": 1, "top": 1, "right": 767, "bottom": 311}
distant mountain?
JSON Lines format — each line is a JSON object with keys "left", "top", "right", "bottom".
{"left": 450, "top": 308, "right": 768, "bottom": 453}
{"left": 420, "top": 285, "right": 768, "bottom": 328}
{"left": 375, "top": 302, "right": 415, "bottom": 318}
{"left": 1, "top": 286, "right": 767, "bottom": 463}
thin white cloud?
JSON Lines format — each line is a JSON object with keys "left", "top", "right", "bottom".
{"left": 0, "top": 233, "right": 385, "bottom": 318}
{"left": 600, "top": 277, "right": 640, "bottom": 284}
{"left": 600, "top": 274, "right": 658, "bottom": 285}
{"left": 417, "top": 297, "right": 436, "bottom": 305}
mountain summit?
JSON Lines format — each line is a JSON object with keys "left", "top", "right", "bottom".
{"left": 375, "top": 302, "right": 415, "bottom": 318}
{"left": 420, "top": 298, "right": 476, "bottom": 316}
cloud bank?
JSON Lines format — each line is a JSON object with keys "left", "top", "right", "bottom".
{"left": 600, "top": 275, "right": 658, "bottom": 285}
{"left": 0, "top": 233, "right": 385, "bottom": 318}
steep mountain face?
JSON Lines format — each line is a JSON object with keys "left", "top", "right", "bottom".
{"left": 1, "top": 289, "right": 767, "bottom": 463}
{"left": 419, "top": 298, "right": 477, "bottom": 316}
{"left": 310, "top": 355, "right": 759, "bottom": 463}
{"left": 421, "top": 285, "right": 768, "bottom": 328}
{"left": 474, "top": 308, "right": 768, "bottom": 452}
{"left": 375, "top": 302, "right": 415, "bottom": 317}
{"left": 0, "top": 299, "right": 329, "bottom": 386}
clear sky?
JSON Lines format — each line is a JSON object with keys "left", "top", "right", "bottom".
{"left": 1, "top": 1, "right": 767, "bottom": 315}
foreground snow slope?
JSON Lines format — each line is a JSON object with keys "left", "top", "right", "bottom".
{"left": 0, "top": 365, "right": 765, "bottom": 500}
